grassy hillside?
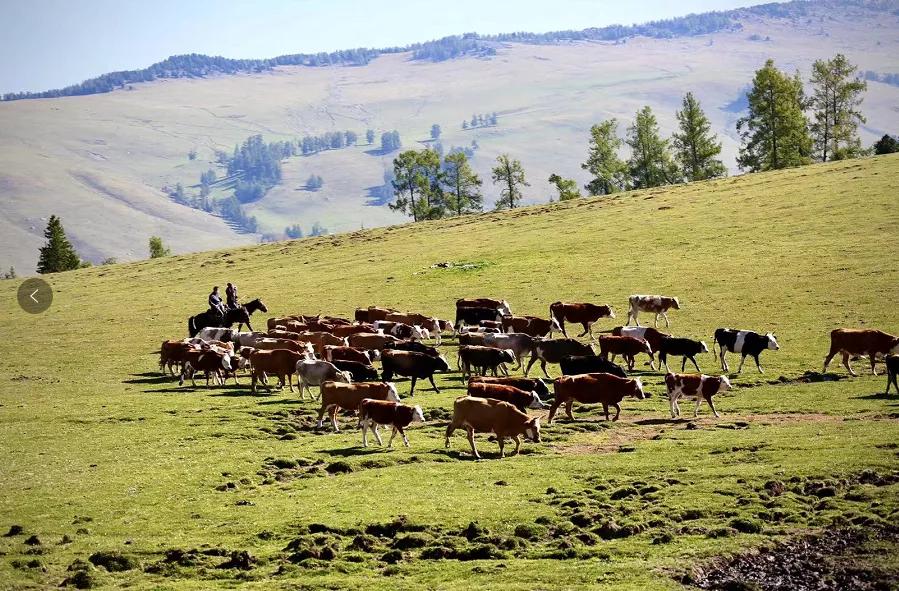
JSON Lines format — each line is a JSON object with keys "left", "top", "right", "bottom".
{"left": 2, "top": 1, "right": 899, "bottom": 273}
{"left": 0, "top": 155, "right": 898, "bottom": 589}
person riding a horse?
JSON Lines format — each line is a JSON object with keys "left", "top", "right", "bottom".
{"left": 225, "top": 282, "right": 239, "bottom": 311}
{"left": 208, "top": 286, "right": 226, "bottom": 319}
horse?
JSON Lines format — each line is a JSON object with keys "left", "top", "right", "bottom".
{"left": 188, "top": 298, "right": 268, "bottom": 337}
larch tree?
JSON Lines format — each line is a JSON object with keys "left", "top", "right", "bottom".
{"left": 582, "top": 120, "right": 628, "bottom": 195}
{"left": 626, "top": 105, "right": 678, "bottom": 189}
{"left": 737, "top": 59, "right": 812, "bottom": 172}
{"left": 672, "top": 92, "right": 726, "bottom": 181}
{"left": 809, "top": 54, "right": 867, "bottom": 162}
{"left": 548, "top": 174, "right": 582, "bottom": 201}
{"left": 491, "top": 154, "right": 529, "bottom": 210}
{"left": 37, "top": 215, "right": 81, "bottom": 274}
{"left": 442, "top": 151, "right": 483, "bottom": 216}
{"left": 389, "top": 150, "right": 423, "bottom": 222}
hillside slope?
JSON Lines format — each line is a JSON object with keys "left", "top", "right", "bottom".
{"left": 1, "top": 2, "right": 898, "bottom": 274}
{"left": 0, "top": 156, "right": 897, "bottom": 589}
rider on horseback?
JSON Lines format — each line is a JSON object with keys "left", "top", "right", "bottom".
{"left": 225, "top": 282, "right": 239, "bottom": 311}
{"left": 208, "top": 286, "right": 226, "bottom": 319}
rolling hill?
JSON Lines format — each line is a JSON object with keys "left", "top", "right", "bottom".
{"left": 1, "top": 0, "right": 898, "bottom": 274}
{"left": 0, "top": 154, "right": 897, "bottom": 589}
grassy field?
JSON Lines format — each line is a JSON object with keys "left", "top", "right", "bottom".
{"left": 2, "top": 2, "right": 899, "bottom": 273}
{"left": 1, "top": 155, "right": 898, "bottom": 590}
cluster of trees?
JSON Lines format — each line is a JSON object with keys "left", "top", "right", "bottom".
{"left": 463, "top": 113, "right": 498, "bottom": 129}
{"left": 300, "top": 130, "right": 358, "bottom": 154}
{"left": 148, "top": 236, "right": 171, "bottom": 258}
{"left": 409, "top": 34, "right": 497, "bottom": 61}
{"left": 284, "top": 222, "right": 329, "bottom": 239}
{"left": 306, "top": 174, "right": 324, "bottom": 190}
{"left": 874, "top": 134, "right": 899, "bottom": 155}
{"left": 381, "top": 131, "right": 402, "bottom": 152}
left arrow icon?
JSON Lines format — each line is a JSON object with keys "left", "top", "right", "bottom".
{"left": 30, "top": 289, "right": 39, "bottom": 303}
{"left": 17, "top": 278, "right": 52, "bottom": 314}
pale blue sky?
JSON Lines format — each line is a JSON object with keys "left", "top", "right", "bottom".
{"left": 0, "top": 0, "right": 769, "bottom": 94}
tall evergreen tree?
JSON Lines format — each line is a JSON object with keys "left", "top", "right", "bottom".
{"left": 626, "top": 106, "right": 678, "bottom": 189}
{"left": 37, "top": 215, "right": 81, "bottom": 274}
{"left": 582, "top": 120, "right": 627, "bottom": 195}
{"left": 809, "top": 54, "right": 867, "bottom": 162}
{"left": 442, "top": 151, "right": 483, "bottom": 215}
{"left": 672, "top": 92, "right": 726, "bottom": 181}
{"left": 548, "top": 174, "right": 582, "bottom": 201}
{"left": 415, "top": 148, "right": 446, "bottom": 220}
{"left": 737, "top": 59, "right": 812, "bottom": 171}
{"left": 873, "top": 134, "right": 898, "bottom": 155}
{"left": 491, "top": 154, "right": 529, "bottom": 210}
{"left": 430, "top": 124, "right": 442, "bottom": 140}
{"left": 390, "top": 150, "right": 423, "bottom": 222}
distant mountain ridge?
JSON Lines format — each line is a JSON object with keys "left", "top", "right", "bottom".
{"left": 9, "top": 0, "right": 893, "bottom": 101}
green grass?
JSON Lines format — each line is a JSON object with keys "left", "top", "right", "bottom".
{"left": 1, "top": 155, "right": 898, "bottom": 589}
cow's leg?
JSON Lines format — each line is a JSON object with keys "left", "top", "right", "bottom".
{"left": 512, "top": 435, "right": 522, "bottom": 456}
{"left": 681, "top": 356, "right": 688, "bottom": 372}
{"left": 612, "top": 403, "right": 621, "bottom": 421}
{"left": 372, "top": 425, "right": 384, "bottom": 446}
{"left": 663, "top": 312, "right": 670, "bottom": 328}
{"left": 500, "top": 363, "right": 509, "bottom": 377}
{"left": 754, "top": 354, "right": 764, "bottom": 373}
{"left": 251, "top": 372, "right": 257, "bottom": 393}
{"left": 565, "top": 400, "right": 574, "bottom": 421}
{"left": 664, "top": 357, "right": 672, "bottom": 373}
{"left": 445, "top": 421, "right": 458, "bottom": 447}
{"left": 886, "top": 370, "right": 898, "bottom": 394}
{"left": 330, "top": 407, "right": 340, "bottom": 432}
{"left": 869, "top": 352, "right": 878, "bottom": 376}
{"left": 466, "top": 427, "right": 480, "bottom": 459}
{"left": 361, "top": 420, "right": 369, "bottom": 447}
{"left": 841, "top": 352, "right": 856, "bottom": 376}
{"left": 547, "top": 400, "right": 561, "bottom": 424}
{"left": 497, "top": 436, "right": 506, "bottom": 459}
{"left": 315, "top": 405, "right": 327, "bottom": 429}
{"left": 577, "top": 322, "right": 589, "bottom": 338}
{"left": 428, "top": 375, "right": 440, "bottom": 393}
{"left": 669, "top": 394, "right": 679, "bottom": 418}
{"left": 737, "top": 354, "right": 747, "bottom": 374}
{"left": 653, "top": 313, "right": 660, "bottom": 328}
{"left": 540, "top": 360, "right": 551, "bottom": 380}
{"left": 400, "top": 427, "right": 410, "bottom": 447}
{"left": 694, "top": 397, "right": 703, "bottom": 417}
{"left": 707, "top": 396, "right": 720, "bottom": 418}
{"left": 409, "top": 377, "right": 417, "bottom": 396}
{"left": 559, "top": 320, "right": 568, "bottom": 338}
{"left": 690, "top": 356, "right": 701, "bottom": 373}
{"left": 602, "top": 402, "right": 609, "bottom": 421}
{"left": 823, "top": 348, "right": 837, "bottom": 372}
{"left": 524, "top": 354, "right": 538, "bottom": 377}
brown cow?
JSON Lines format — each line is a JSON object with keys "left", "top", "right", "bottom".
{"left": 359, "top": 399, "right": 426, "bottom": 447}
{"left": 549, "top": 373, "right": 646, "bottom": 422}
{"left": 298, "top": 331, "right": 347, "bottom": 354}
{"left": 316, "top": 381, "right": 400, "bottom": 431}
{"left": 612, "top": 326, "right": 668, "bottom": 369}
{"left": 823, "top": 329, "right": 899, "bottom": 376}
{"left": 457, "top": 298, "right": 512, "bottom": 316}
{"left": 502, "top": 315, "right": 554, "bottom": 338}
{"left": 268, "top": 329, "right": 305, "bottom": 341}
{"left": 159, "top": 340, "right": 195, "bottom": 375}
{"left": 355, "top": 306, "right": 397, "bottom": 323}
{"left": 445, "top": 396, "right": 541, "bottom": 459}
{"left": 466, "top": 381, "right": 546, "bottom": 412}
{"left": 468, "top": 376, "right": 551, "bottom": 399}
{"left": 331, "top": 324, "right": 377, "bottom": 338}
{"left": 347, "top": 332, "right": 400, "bottom": 350}
{"left": 665, "top": 373, "right": 732, "bottom": 418}
{"left": 267, "top": 316, "right": 300, "bottom": 330}
{"left": 549, "top": 302, "right": 616, "bottom": 339}
{"left": 179, "top": 349, "right": 234, "bottom": 387}
{"left": 252, "top": 338, "right": 314, "bottom": 357}
{"left": 598, "top": 335, "right": 653, "bottom": 371}
{"left": 627, "top": 295, "right": 680, "bottom": 328}
{"left": 323, "top": 345, "right": 372, "bottom": 365}
{"left": 248, "top": 349, "right": 307, "bottom": 393}
{"left": 386, "top": 312, "right": 441, "bottom": 339}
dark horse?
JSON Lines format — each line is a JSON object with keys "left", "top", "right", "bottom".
{"left": 188, "top": 298, "right": 268, "bottom": 337}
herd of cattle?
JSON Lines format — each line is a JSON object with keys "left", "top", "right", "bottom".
{"left": 158, "top": 296, "right": 899, "bottom": 458}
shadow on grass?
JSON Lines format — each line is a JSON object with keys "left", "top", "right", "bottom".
{"left": 323, "top": 446, "right": 385, "bottom": 458}
{"left": 633, "top": 417, "right": 681, "bottom": 426}
{"left": 124, "top": 374, "right": 173, "bottom": 385}
{"left": 853, "top": 391, "right": 897, "bottom": 400}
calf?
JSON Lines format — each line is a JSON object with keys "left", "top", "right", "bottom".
{"left": 323, "top": 345, "right": 371, "bottom": 365}
{"left": 658, "top": 337, "right": 709, "bottom": 373}
{"left": 299, "top": 331, "right": 347, "bottom": 352}
{"left": 466, "top": 381, "right": 546, "bottom": 412}
{"left": 549, "top": 373, "right": 646, "bottom": 422}
{"left": 179, "top": 349, "right": 234, "bottom": 387}
{"left": 823, "top": 329, "right": 899, "bottom": 376}
{"left": 549, "top": 301, "right": 615, "bottom": 339}
{"left": 885, "top": 355, "right": 899, "bottom": 395}
{"left": 525, "top": 338, "right": 595, "bottom": 378}
{"left": 252, "top": 338, "right": 315, "bottom": 358}
{"left": 268, "top": 329, "right": 305, "bottom": 341}
{"left": 598, "top": 335, "right": 653, "bottom": 372}
{"left": 386, "top": 313, "right": 442, "bottom": 343}
{"left": 502, "top": 315, "right": 553, "bottom": 338}
{"left": 249, "top": 349, "right": 307, "bottom": 393}
{"left": 331, "top": 359, "right": 380, "bottom": 382}
{"left": 458, "top": 332, "right": 488, "bottom": 347}
{"left": 359, "top": 399, "right": 426, "bottom": 447}
{"left": 559, "top": 355, "right": 627, "bottom": 378}
{"left": 355, "top": 306, "right": 397, "bottom": 323}
{"left": 296, "top": 359, "right": 352, "bottom": 400}
{"left": 445, "top": 396, "right": 541, "bottom": 459}
{"left": 665, "top": 373, "right": 732, "bottom": 418}
{"left": 317, "top": 381, "right": 400, "bottom": 431}
{"left": 469, "top": 376, "right": 551, "bottom": 400}
{"left": 484, "top": 332, "right": 535, "bottom": 369}
{"left": 380, "top": 350, "right": 451, "bottom": 395}
{"left": 627, "top": 295, "right": 680, "bottom": 328}
{"left": 373, "top": 321, "right": 429, "bottom": 341}
{"left": 458, "top": 346, "right": 516, "bottom": 378}
{"left": 612, "top": 326, "right": 668, "bottom": 369}
{"left": 714, "top": 329, "right": 780, "bottom": 373}
{"left": 233, "top": 331, "right": 269, "bottom": 348}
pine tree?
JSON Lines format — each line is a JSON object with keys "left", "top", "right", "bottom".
{"left": 626, "top": 106, "right": 678, "bottom": 189}
{"left": 442, "top": 151, "right": 483, "bottom": 216}
{"left": 390, "top": 150, "right": 422, "bottom": 222}
{"left": 809, "top": 54, "right": 867, "bottom": 162}
{"left": 873, "top": 134, "right": 898, "bottom": 155}
{"left": 548, "top": 174, "right": 582, "bottom": 201}
{"left": 582, "top": 120, "right": 627, "bottom": 195}
{"left": 672, "top": 92, "right": 726, "bottom": 181}
{"left": 414, "top": 148, "right": 446, "bottom": 220}
{"left": 148, "top": 236, "right": 171, "bottom": 258}
{"left": 37, "top": 215, "right": 81, "bottom": 274}
{"left": 430, "top": 124, "right": 442, "bottom": 140}
{"left": 737, "top": 59, "right": 812, "bottom": 172}
{"left": 491, "top": 154, "right": 529, "bottom": 210}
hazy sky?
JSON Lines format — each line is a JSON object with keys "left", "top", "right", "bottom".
{"left": 0, "top": 0, "right": 770, "bottom": 94}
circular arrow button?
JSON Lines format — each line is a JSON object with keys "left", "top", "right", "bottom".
{"left": 17, "top": 278, "right": 53, "bottom": 314}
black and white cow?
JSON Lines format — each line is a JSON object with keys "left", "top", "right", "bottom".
{"left": 713, "top": 329, "right": 780, "bottom": 373}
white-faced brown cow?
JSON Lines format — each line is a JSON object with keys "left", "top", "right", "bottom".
{"left": 359, "top": 399, "right": 426, "bottom": 447}
{"left": 823, "top": 329, "right": 899, "bottom": 376}
{"left": 549, "top": 301, "right": 616, "bottom": 339}
{"left": 664, "top": 372, "right": 732, "bottom": 418}
{"left": 316, "top": 381, "right": 400, "bottom": 431}
{"left": 444, "top": 396, "right": 541, "bottom": 459}
{"left": 626, "top": 295, "right": 680, "bottom": 328}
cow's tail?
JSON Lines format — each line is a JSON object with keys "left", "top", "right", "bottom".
{"left": 711, "top": 334, "right": 717, "bottom": 355}
{"left": 188, "top": 316, "right": 196, "bottom": 337}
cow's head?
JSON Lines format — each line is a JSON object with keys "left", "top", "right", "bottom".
{"left": 239, "top": 346, "right": 256, "bottom": 358}
{"left": 221, "top": 354, "right": 235, "bottom": 371}
{"left": 528, "top": 391, "right": 547, "bottom": 410}
{"left": 498, "top": 300, "right": 513, "bottom": 316}
{"left": 606, "top": 306, "right": 616, "bottom": 319}
{"left": 436, "top": 355, "right": 451, "bottom": 372}
{"left": 766, "top": 333, "right": 780, "bottom": 350}
{"left": 890, "top": 337, "right": 899, "bottom": 354}
{"left": 386, "top": 382, "right": 401, "bottom": 402}
{"left": 632, "top": 377, "right": 647, "bottom": 399}
{"left": 500, "top": 349, "right": 517, "bottom": 364}
{"left": 717, "top": 375, "right": 732, "bottom": 393}
{"left": 411, "top": 405, "right": 426, "bottom": 423}
{"left": 671, "top": 297, "right": 681, "bottom": 310}
{"left": 524, "top": 417, "right": 541, "bottom": 442}
{"left": 699, "top": 341, "right": 709, "bottom": 354}
{"left": 337, "top": 370, "right": 353, "bottom": 384}
{"left": 639, "top": 340, "right": 653, "bottom": 355}
{"left": 412, "top": 326, "right": 430, "bottom": 341}
{"left": 533, "top": 378, "right": 550, "bottom": 398}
